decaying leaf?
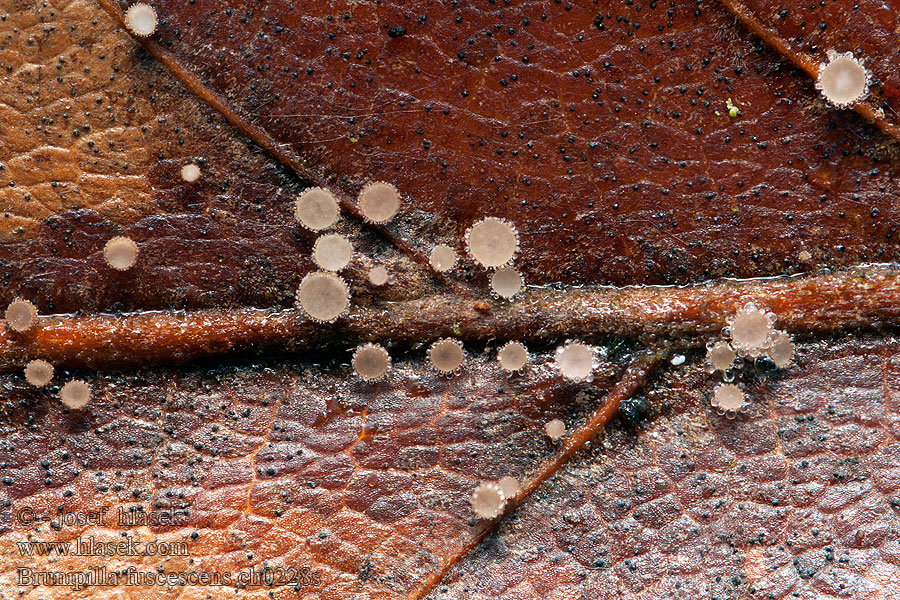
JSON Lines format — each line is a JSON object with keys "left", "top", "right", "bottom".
{"left": 1, "top": 0, "right": 900, "bottom": 598}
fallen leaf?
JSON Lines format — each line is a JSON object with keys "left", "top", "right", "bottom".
{"left": 1, "top": 0, "right": 900, "bottom": 599}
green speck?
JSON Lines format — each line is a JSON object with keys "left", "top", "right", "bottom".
{"left": 349, "top": 136, "right": 359, "bottom": 143}
{"left": 726, "top": 98, "right": 740, "bottom": 118}
{"left": 451, "top": 323, "right": 462, "bottom": 336}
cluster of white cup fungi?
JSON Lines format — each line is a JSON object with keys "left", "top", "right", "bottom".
{"left": 470, "top": 475, "right": 521, "bottom": 519}
{"left": 5, "top": 300, "right": 93, "bottom": 408}
{"left": 706, "top": 301, "right": 794, "bottom": 417}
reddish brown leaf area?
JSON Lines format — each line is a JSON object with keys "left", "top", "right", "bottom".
{"left": 722, "top": 0, "right": 900, "bottom": 139}
{"left": 0, "top": 351, "right": 626, "bottom": 598}
{"left": 104, "top": 0, "right": 900, "bottom": 286}
{"left": 437, "top": 336, "right": 900, "bottom": 599}
{"left": 4, "top": 1, "right": 900, "bottom": 599}
{"left": 0, "top": 0, "right": 425, "bottom": 314}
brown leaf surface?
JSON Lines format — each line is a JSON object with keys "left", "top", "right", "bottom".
{"left": 0, "top": 351, "right": 630, "bottom": 599}
{"left": 1, "top": 0, "right": 900, "bottom": 599}
{"left": 0, "top": 0, "right": 426, "bottom": 313}
{"left": 721, "top": 0, "right": 900, "bottom": 139}
{"left": 98, "top": 0, "right": 900, "bottom": 286}
{"left": 439, "top": 335, "right": 900, "bottom": 600}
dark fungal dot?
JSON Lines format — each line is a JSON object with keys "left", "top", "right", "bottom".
{"left": 618, "top": 397, "right": 650, "bottom": 427}
{"left": 387, "top": 25, "right": 407, "bottom": 38}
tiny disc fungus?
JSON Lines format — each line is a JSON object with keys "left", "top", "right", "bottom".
{"left": 312, "top": 234, "right": 353, "bottom": 271}
{"left": 497, "top": 341, "right": 529, "bottom": 372}
{"left": 295, "top": 271, "right": 350, "bottom": 323}
{"left": 124, "top": 3, "right": 158, "bottom": 37}
{"left": 498, "top": 476, "right": 521, "bottom": 500}
{"left": 429, "top": 245, "right": 458, "bottom": 272}
{"left": 490, "top": 266, "right": 523, "bottom": 299}
{"left": 294, "top": 187, "right": 339, "bottom": 231}
{"left": 769, "top": 331, "right": 795, "bottom": 368}
{"left": 471, "top": 482, "right": 506, "bottom": 519}
{"left": 358, "top": 181, "right": 401, "bottom": 223}
{"left": 465, "top": 217, "right": 519, "bottom": 268}
{"left": 428, "top": 338, "right": 465, "bottom": 373}
{"left": 712, "top": 383, "right": 745, "bottom": 414}
{"left": 5, "top": 299, "right": 38, "bottom": 332}
{"left": 555, "top": 341, "right": 595, "bottom": 382}
{"left": 816, "top": 50, "right": 870, "bottom": 109}
{"left": 367, "top": 265, "right": 389, "bottom": 286}
{"left": 181, "top": 163, "right": 201, "bottom": 182}
{"left": 728, "top": 303, "right": 774, "bottom": 356}
{"left": 60, "top": 380, "right": 91, "bottom": 409}
{"left": 24, "top": 359, "right": 54, "bottom": 388}
{"left": 707, "top": 340, "right": 736, "bottom": 372}
{"left": 352, "top": 343, "right": 391, "bottom": 382}
{"left": 545, "top": 418, "right": 566, "bottom": 441}
{"left": 103, "top": 236, "right": 139, "bottom": 271}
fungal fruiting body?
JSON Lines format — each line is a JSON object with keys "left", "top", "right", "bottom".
{"left": 465, "top": 217, "right": 519, "bottom": 268}
{"left": 295, "top": 271, "right": 350, "bottom": 323}
{"left": 428, "top": 338, "right": 465, "bottom": 373}
{"left": 555, "top": 341, "right": 595, "bottom": 382}
{"left": 497, "top": 476, "right": 521, "bottom": 500}
{"left": 352, "top": 343, "right": 391, "bottom": 382}
{"left": 358, "top": 181, "right": 401, "bottom": 223}
{"left": 471, "top": 482, "right": 506, "bottom": 519}
{"left": 24, "top": 359, "right": 54, "bottom": 387}
{"left": 367, "top": 265, "right": 389, "bottom": 286}
{"left": 103, "top": 236, "right": 139, "bottom": 271}
{"left": 706, "top": 340, "right": 736, "bottom": 372}
{"left": 490, "top": 266, "right": 523, "bottom": 299}
{"left": 816, "top": 50, "right": 870, "bottom": 109}
{"left": 429, "top": 245, "right": 458, "bottom": 272}
{"left": 181, "top": 163, "right": 201, "bottom": 182}
{"left": 124, "top": 3, "right": 158, "bottom": 37}
{"left": 294, "top": 187, "right": 339, "bottom": 231}
{"left": 60, "top": 380, "right": 91, "bottom": 409}
{"left": 497, "top": 341, "right": 528, "bottom": 372}
{"left": 711, "top": 383, "right": 745, "bottom": 417}
{"left": 545, "top": 418, "right": 566, "bottom": 441}
{"left": 727, "top": 303, "right": 775, "bottom": 357}
{"left": 312, "top": 234, "right": 353, "bottom": 271}
{"left": 5, "top": 299, "right": 38, "bottom": 332}
{"left": 769, "top": 331, "right": 794, "bottom": 368}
